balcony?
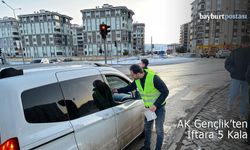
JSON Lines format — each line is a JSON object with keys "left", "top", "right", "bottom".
{"left": 198, "top": 0, "right": 205, "bottom": 5}
{"left": 54, "top": 28, "right": 61, "bottom": 33}
{"left": 13, "top": 37, "right": 20, "bottom": 40}
{"left": 12, "top": 32, "right": 19, "bottom": 36}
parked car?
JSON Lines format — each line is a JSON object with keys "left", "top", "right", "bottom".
{"left": 200, "top": 49, "right": 216, "bottom": 58}
{"left": 63, "top": 58, "right": 73, "bottom": 62}
{"left": 215, "top": 49, "right": 231, "bottom": 58}
{"left": 30, "top": 58, "right": 50, "bottom": 64}
{"left": 0, "top": 64, "right": 144, "bottom": 150}
{"left": 49, "top": 58, "right": 62, "bottom": 64}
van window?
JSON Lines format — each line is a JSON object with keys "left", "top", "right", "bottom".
{"left": 21, "top": 83, "right": 69, "bottom": 123}
{"left": 105, "top": 75, "right": 134, "bottom": 102}
{"left": 105, "top": 75, "right": 129, "bottom": 89}
{"left": 59, "top": 75, "right": 115, "bottom": 119}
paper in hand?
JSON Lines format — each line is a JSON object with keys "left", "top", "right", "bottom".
{"left": 144, "top": 108, "right": 157, "bottom": 121}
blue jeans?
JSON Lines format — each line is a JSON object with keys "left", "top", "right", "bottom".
{"left": 144, "top": 106, "right": 165, "bottom": 150}
{"left": 228, "top": 79, "right": 249, "bottom": 117}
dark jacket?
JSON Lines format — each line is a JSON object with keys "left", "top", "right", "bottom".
{"left": 246, "top": 64, "right": 250, "bottom": 84}
{"left": 92, "top": 82, "right": 116, "bottom": 110}
{"left": 117, "top": 72, "right": 169, "bottom": 109}
{"left": 225, "top": 47, "right": 250, "bottom": 80}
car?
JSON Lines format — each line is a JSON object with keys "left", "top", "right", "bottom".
{"left": 63, "top": 58, "right": 73, "bottom": 62}
{"left": 215, "top": 49, "right": 231, "bottom": 58}
{"left": 30, "top": 58, "right": 50, "bottom": 64}
{"left": 0, "top": 64, "right": 144, "bottom": 150}
{"left": 49, "top": 58, "right": 62, "bottom": 64}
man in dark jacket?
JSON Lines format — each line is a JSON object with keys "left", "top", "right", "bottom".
{"left": 140, "top": 58, "right": 155, "bottom": 73}
{"left": 112, "top": 64, "right": 169, "bottom": 150}
{"left": 246, "top": 64, "right": 250, "bottom": 144}
{"left": 225, "top": 36, "right": 250, "bottom": 120}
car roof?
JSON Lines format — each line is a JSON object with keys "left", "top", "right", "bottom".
{"left": 0, "top": 63, "right": 120, "bottom": 90}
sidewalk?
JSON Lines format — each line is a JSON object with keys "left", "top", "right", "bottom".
{"left": 172, "top": 85, "right": 249, "bottom": 150}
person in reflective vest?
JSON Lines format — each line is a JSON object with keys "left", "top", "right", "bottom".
{"left": 140, "top": 58, "right": 155, "bottom": 74}
{"left": 112, "top": 64, "right": 169, "bottom": 150}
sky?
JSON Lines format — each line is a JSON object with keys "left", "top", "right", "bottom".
{"left": 0, "top": 0, "right": 193, "bottom": 44}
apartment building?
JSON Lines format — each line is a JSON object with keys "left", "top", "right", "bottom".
{"left": 0, "top": 17, "right": 21, "bottom": 57}
{"left": 132, "top": 23, "right": 145, "bottom": 54}
{"left": 80, "top": 4, "right": 134, "bottom": 56}
{"left": 180, "top": 22, "right": 190, "bottom": 51}
{"left": 71, "top": 24, "right": 84, "bottom": 56}
{"left": 190, "top": 0, "right": 249, "bottom": 53}
{"left": 18, "top": 9, "right": 73, "bottom": 58}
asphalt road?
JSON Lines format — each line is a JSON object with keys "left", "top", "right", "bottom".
{"left": 119, "top": 58, "right": 230, "bottom": 150}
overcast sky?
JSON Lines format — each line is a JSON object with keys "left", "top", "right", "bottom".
{"left": 0, "top": 0, "right": 193, "bottom": 44}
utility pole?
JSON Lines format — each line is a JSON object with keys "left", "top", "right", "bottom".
{"left": 103, "top": 39, "right": 107, "bottom": 64}
{"left": 114, "top": 41, "right": 118, "bottom": 64}
{"left": 1, "top": 1, "right": 24, "bottom": 64}
{"left": 151, "top": 36, "right": 153, "bottom": 57}
{"left": 99, "top": 23, "right": 110, "bottom": 64}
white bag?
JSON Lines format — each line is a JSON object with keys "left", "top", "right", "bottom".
{"left": 144, "top": 108, "right": 157, "bottom": 121}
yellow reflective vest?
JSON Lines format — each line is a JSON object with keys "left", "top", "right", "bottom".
{"left": 135, "top": 72, "right": 163, "bottom": 107}
{"left": 144, "top": 68, "right": 155, "bottom": 74}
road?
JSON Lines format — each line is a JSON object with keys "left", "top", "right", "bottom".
{"left": 118, "top": 58, "right": 230, "bottom": 150}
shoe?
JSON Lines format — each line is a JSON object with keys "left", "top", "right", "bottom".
{"left": 139, "top": 146, "right": 150, "bottom": 150}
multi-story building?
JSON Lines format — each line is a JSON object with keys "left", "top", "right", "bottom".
{"left": 80, "top": 4, "right": 134, "bottom": 56}
{"left": 0, "top": 17, "right": 21, "bottom": 57}
{"left": 71, "top": 24, "right": 84, "bottom": 56}
{"left": 179, "top": 22, "right": 190, "bottom": 51}
{"left": 18, "top": 9, "right": 73, "bottom": 58}
{"left": 190, "top": 0, "right": 249, "bottom": 53}
{"left": 132, "top": 23, "right": 145, "bottom": 54}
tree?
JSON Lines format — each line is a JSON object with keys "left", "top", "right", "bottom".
{"left": 123, "top": 50, "right": 129, "bottom": 56}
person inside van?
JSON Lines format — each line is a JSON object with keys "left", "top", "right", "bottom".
{"left": 92, "top": 80, "right": 116, "bottom": 110}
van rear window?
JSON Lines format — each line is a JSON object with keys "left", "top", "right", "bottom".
{"left": 21, "top": 83, "right": 69, "bottom": 123}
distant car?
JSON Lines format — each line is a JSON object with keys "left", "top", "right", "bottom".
{"left": 63, "top": 58, "right": 73, "bottom": 62}
{"left": 30, "top": 58, "right": 50, "bottom": 64}
{"left": 216, "top": 49, "right": 231, "bottom": 58}
{"left": 50, "top": 58, "right": 62, "bottom": 64}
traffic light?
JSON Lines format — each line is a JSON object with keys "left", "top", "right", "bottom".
{"left": 0, "top": 48, "right": 2, "bottom": 55}
{"left": 99, "top": 24, "right": 110, "bottom": 40}
{"left": 114, "top": 41, "right": 117, "bottom": 47}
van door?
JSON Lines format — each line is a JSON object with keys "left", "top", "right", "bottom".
{"left": 104, "top": 74, "right": 144, "bottom": 149}
{"left": 56, "top": 69, "right": 117, "bottom": 150}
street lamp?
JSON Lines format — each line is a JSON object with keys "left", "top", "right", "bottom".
{"left": 2, "top": 0, "right": 24, "bottom": 64}
{"left": 2, "top": 1, "right": 21, "bottom": 18}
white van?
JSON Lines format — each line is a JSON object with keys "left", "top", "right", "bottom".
{"left": 0, "top": 64, "right": 144, "bottom": 150}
